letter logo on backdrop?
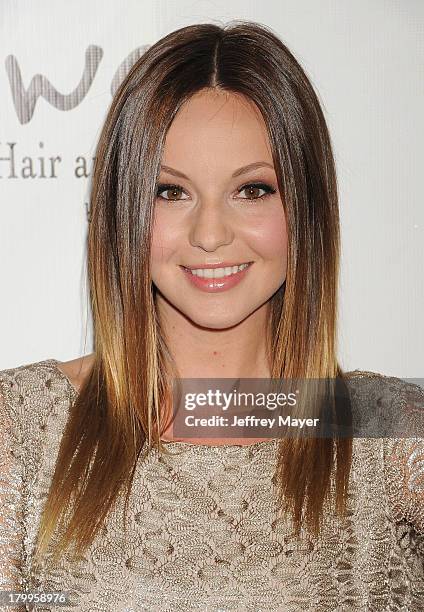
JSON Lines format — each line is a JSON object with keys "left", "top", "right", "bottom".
{"left": 5, "top": 44, "right": 149, "bottom": 124}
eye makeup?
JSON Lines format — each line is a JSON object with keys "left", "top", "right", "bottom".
{"left": 156, "top": 181, "right": 277, "bottom": 202}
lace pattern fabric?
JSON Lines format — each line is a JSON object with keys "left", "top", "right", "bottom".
{"left": 0, "top": 360, "right": 423, "bottom": 611}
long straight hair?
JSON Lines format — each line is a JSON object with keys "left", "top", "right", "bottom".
{"left": 34, "top": 20, "right": 352, "bottom": 564}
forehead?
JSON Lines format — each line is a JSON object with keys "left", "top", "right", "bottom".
{"left": 162, "top": 89, "right": 273, "bottom": 166}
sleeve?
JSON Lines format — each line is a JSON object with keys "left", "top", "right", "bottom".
{"left": 383, "top": 379, "right": 424, "bottom": 536}
{"left": 0, "top": 377, "right": 26, "bottom": 611}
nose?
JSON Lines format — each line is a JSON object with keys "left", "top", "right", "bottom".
{"left": 188, "top": 199, "right": 234, "bottom": 252}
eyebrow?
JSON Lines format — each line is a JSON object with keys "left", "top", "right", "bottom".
{"left": 160, "top": 161, "right": 274, "bottom": 180}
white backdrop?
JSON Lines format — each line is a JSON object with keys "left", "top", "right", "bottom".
{"left": 0, "top": 0, "right": 423, "bottom": 377}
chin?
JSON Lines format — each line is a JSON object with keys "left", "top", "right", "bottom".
{"left": 183, "top": 309, "right": 253, "bottom": 331}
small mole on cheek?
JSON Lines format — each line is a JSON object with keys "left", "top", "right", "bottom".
{"left": 213, "top": 351, "right": 218, "bottom": 356}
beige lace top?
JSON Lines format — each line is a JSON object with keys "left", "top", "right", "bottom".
{"left": 0, "top": 359, "right": 423, "bottom": 611}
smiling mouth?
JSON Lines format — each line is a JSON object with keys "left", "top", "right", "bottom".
{"left": 180, "top": 262, "right": 253, "bottom": 279}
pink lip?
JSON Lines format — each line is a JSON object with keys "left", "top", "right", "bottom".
{"left": 180, "top": 263, "right": 253, "bottom": 293}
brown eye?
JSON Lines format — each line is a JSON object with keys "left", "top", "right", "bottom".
{"left": 156, "top": 183, "right": 188, "bottom": 201}
{"left": 237, "top": 182, "right": 277, "bottom": 201}
{"left": 242, "top": 185, "right": 263, "bottom": 199}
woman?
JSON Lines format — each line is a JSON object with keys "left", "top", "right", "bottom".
{"left": 0, "top": 20, "right": 423, "bottom": 612}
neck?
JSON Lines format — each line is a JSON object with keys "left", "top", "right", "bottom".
{"left": 156, "top": 296, "right": 271, "bottom": 379}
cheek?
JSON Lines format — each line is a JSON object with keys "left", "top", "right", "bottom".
{"left": 247, "top": 210, "right": 288, "bottom": 261}
{"left": 151, "top": 210, "right": 179, "bottom": 264}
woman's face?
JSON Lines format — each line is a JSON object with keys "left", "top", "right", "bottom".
{"left": 151, "top": 89, "right": 288, "bottom": 329}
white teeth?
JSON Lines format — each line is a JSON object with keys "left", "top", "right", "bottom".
{"left": 187, "top": 263, "right": 250, "bottom": 278}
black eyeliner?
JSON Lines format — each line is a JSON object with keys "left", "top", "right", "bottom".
{"left": 156, "top": 181, "right": 277, "bottom": 199}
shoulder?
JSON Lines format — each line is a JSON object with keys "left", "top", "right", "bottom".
{"left": 0, "top": 355, "right": 92, "bottom": 438}
{"left": 0, "top": 357, "right": 69, "bottom": 402}
{"left": 53, "top": 353, "right": 95, "bottom": 394}
{"left": 343, "top": 368, "right": 419, "bottom": 394}
{"left": 0, "top": 353, "right": 95, "bottom": 397}
{"left": 343, "top": 370, "right": 424, "bottom": 533}
{"left": 344, "top": 368, "right": 424, "bottom": 410}
{"left": 0, "top": 357, "right": 64, "bottom": 407}
{"left": 343, "top": 369, "right": 424, "bottom": 435}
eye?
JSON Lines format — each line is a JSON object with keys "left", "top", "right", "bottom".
{"left": 156, "top": 183, "right": 189, "bottom": 202}
{"left": 155, "top": 181, "right": 277, "bottom": 202}
{"left": 236, "top": 182, "right": 277, "bottom": 201}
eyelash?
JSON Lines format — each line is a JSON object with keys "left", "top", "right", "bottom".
{"left": 155, "top": 182, "right": 277, "bottom": 203}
